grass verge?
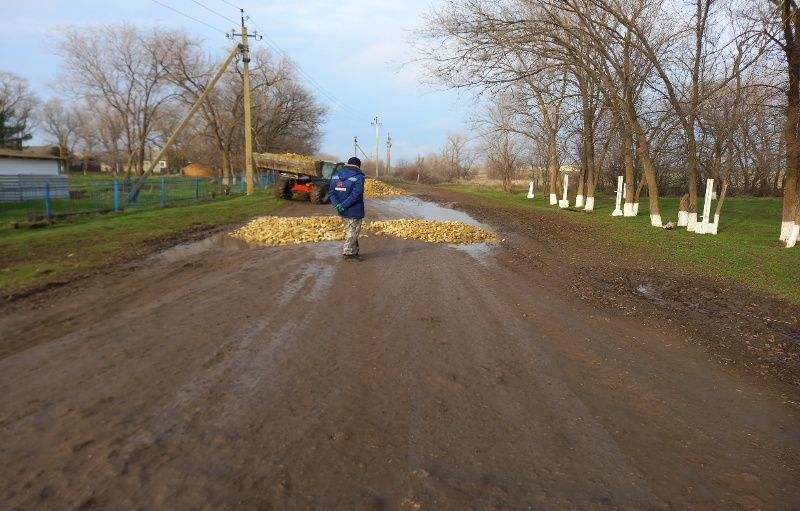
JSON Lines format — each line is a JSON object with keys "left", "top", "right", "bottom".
{"left": 0, "top": 191, "right": 281, "bottom": 295}
{"left": 441, "top": 184, "right": 800, "bottom": 304}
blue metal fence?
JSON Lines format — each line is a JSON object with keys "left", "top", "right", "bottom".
{"left": 0, "top": 173, "right": 276, "bottom": 227}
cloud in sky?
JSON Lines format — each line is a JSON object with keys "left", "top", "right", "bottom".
{"left": 0, "top": 0, "right": 474, "bottom": 162}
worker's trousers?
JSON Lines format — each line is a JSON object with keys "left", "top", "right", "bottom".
{"left": 342, "top": 217, "right": 362, "bottom": 255}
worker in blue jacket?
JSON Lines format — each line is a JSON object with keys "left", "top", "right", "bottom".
{"left": 330, "top": 157, "right": 366, "bottom": 261}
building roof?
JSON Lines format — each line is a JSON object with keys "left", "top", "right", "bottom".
{"left": 0, "top": 148, "right": 64, "bottom": 161}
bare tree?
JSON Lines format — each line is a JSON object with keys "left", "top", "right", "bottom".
{"left": 0, "top": 71, "right": 38, "bottom": 150}
{"left": 478, "top": 94, "right": 525, "bottom": 192}
{"left": 248, "top": 51, "right": 327, "bottom": 156}
{"left": 39, "top": 98, "right": 81, "bottom": 171}
{"left": 56, "top": 24, "right": 183, "bottom": 179}
{"left": 441, "top": 131, "right": 475, "bottom": 182}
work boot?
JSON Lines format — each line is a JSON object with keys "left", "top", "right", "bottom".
{"left": 343, "top": 254, "right": 363, "bottom": 262}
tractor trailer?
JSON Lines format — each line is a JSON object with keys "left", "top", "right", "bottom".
{"left": 253, "top": 152, "right": 343, "bottom": 204}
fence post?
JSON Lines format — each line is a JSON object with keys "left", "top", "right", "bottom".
{"left": 195, "top": 177, "right": 199, "bottom": 200}
{"left": 241, "top": 174, "right": 245, "bottom": 192}
{"left": 161, "top": 179, "right": 166, "bottom": 207}
{"left": 114, "top": 180, "right": 119, "bottom": 212}
{"left": 45, "top": 182, "right": 52, "bottom": 219}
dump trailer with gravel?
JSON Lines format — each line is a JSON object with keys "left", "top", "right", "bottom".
{"left": 253, "top": 152, "right": 343, "bottom": 204}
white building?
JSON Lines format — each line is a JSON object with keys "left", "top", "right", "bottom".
{"left": 0, "top": 149, "right": 68, "bottom": 202}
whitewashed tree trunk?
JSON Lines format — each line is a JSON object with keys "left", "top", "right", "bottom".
{"left": 780, "top": 221, "right": 794, "bottom": 242}
{"left": 575, "top": 194, "right": 585, "bottom": 208}
{"left": 687, "top": 213, "right": 698, "bottom": 232}
{"left": 559, "top": 175, "right": 570, "bottom": 208}
{"left": 623, "top": 202, "right": 636, "bottom": 216}
{"left": 549, "top": 193, "right": 558, "bottom": 205}
{"left": 711, "top": 214, "right": 720, "bottom": 235}
{"left": 787, "top": 223, "right": 799, "bottom": 248}
{"left": 584, "top": 196, "right": 595, "bottom": 211}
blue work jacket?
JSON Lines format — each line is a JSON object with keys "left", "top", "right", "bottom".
{"left": 330, "top": 165, "right": 365, "bottom": 219}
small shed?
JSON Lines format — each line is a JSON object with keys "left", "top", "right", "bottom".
{"left": 0, "top": 149, "right": 68, "bottom": 202}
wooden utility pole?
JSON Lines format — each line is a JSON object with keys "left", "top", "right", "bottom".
{"left": 127, "top": 44, "right": 241, "bottom": 202}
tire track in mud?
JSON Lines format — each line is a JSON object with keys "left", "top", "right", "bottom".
{"left": 387, "top": 242, "right": 663, "bottom": 509}
{"left": 108, "top": 242, "right": 344, "bottom": 480}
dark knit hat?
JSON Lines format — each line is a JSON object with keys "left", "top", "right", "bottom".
{"left": 347, "top": 157, "right": 361, "bottom": 168}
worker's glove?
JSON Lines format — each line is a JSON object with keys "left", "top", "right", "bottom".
{"left": 335, "top": 204, "right": 344, "bottom": 213}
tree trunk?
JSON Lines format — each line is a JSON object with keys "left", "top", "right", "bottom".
{"left": 678, "top": 194, "right": 690, "bottom": 227}
{"left": 779, "top": 0, "right": 800, "bottom": 247}
{"left": 622, "top": 122, "right": 636, "bottom": 217}
{"left": 548, "top": 129, "right": 559, "bottom": 205}
{"left": 686, "top": 133, "right": 699, "bottom": 231}
{"left": 630, "top": 113, "right": 662, "bottom": 227}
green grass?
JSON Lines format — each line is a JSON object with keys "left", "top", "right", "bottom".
{"left": 0, "top": 190, "right": 281, "bottom": 294}
{"left": 440, "top": 184, "right": 799, "bottom": 304}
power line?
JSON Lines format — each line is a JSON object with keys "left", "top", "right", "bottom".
{"left": 150, "top": 0, "right": 228, "bottom": 35}
{"left": 189, "top": 0, "right": 238, "bottom": 25}
{"left": 150, "top": 1, "right": 371, "bottom": 124}
{"left": 247, "top": 17, "right": 372, "bottom": 122}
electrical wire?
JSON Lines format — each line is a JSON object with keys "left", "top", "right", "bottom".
{"left": 150, "top": 0, "right": 372, "bottom": 123}
{"left": 247, "top": 17, "right": 372, "bottom": 122}
{"left": 218, "top": 0, "right": 240, "bottom": 9}
{"left": 150, "top": 0, "right": 228, "bottom": 35}
{"left": 189, "top": 0, "right": 238, "bottom": 25}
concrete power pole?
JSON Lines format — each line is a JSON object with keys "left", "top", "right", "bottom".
{"left": 371, "top": 117, "right": 381, "bottom": 178}
{"left": 386, "top": 134, "right": 392, "bottom": 176}
{"left": 232, "top": 10, "right": 260, "bottom": 195}
{"left": 242, "top": 25, "right": 253, "bottom": 194}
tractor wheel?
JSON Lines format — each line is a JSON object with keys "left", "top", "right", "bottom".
{"left": 275, "top": 178, "right": 293, "bottom": 199}
{"left": 310, "top": 183, "right": 330, "bottom": 204}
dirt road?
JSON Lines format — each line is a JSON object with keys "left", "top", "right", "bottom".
{"left": 1, "top": 186, "right": 798, "bottom": 510}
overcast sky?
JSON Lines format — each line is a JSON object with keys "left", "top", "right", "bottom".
{"left": 0, "top": 0, "right": 473, "bottom": 163}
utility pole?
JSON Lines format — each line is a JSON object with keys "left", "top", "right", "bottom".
{"left": 354, "top": 137, "right": 369, "bottom": 163}
{"left": 371, "top": 116, "right": 381, "bottom": 178}
{"left": 386, "top": 134, "right": 392, "bottom": 176}
{"left": 231, "top": 10, "right": 261, "bottom": 194}
{"left": 354, "top": 136, "right": 358, "bottom": 157}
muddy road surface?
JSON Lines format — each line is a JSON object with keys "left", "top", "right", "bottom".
{"left": 1, "top": 185, "right": 798, "bottom": 510}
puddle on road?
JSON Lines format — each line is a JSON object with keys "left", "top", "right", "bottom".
{"left": 377, "top": 195, "right": 497, "bottom": 256}
{"left": 157, "top": 232, "right": 255, "bottom": 262}
{"left": 378, "top": 196, "right": 491, "bottom": 228}
{"left": 157, "top": 195, "right": 496, "bottom": 261}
